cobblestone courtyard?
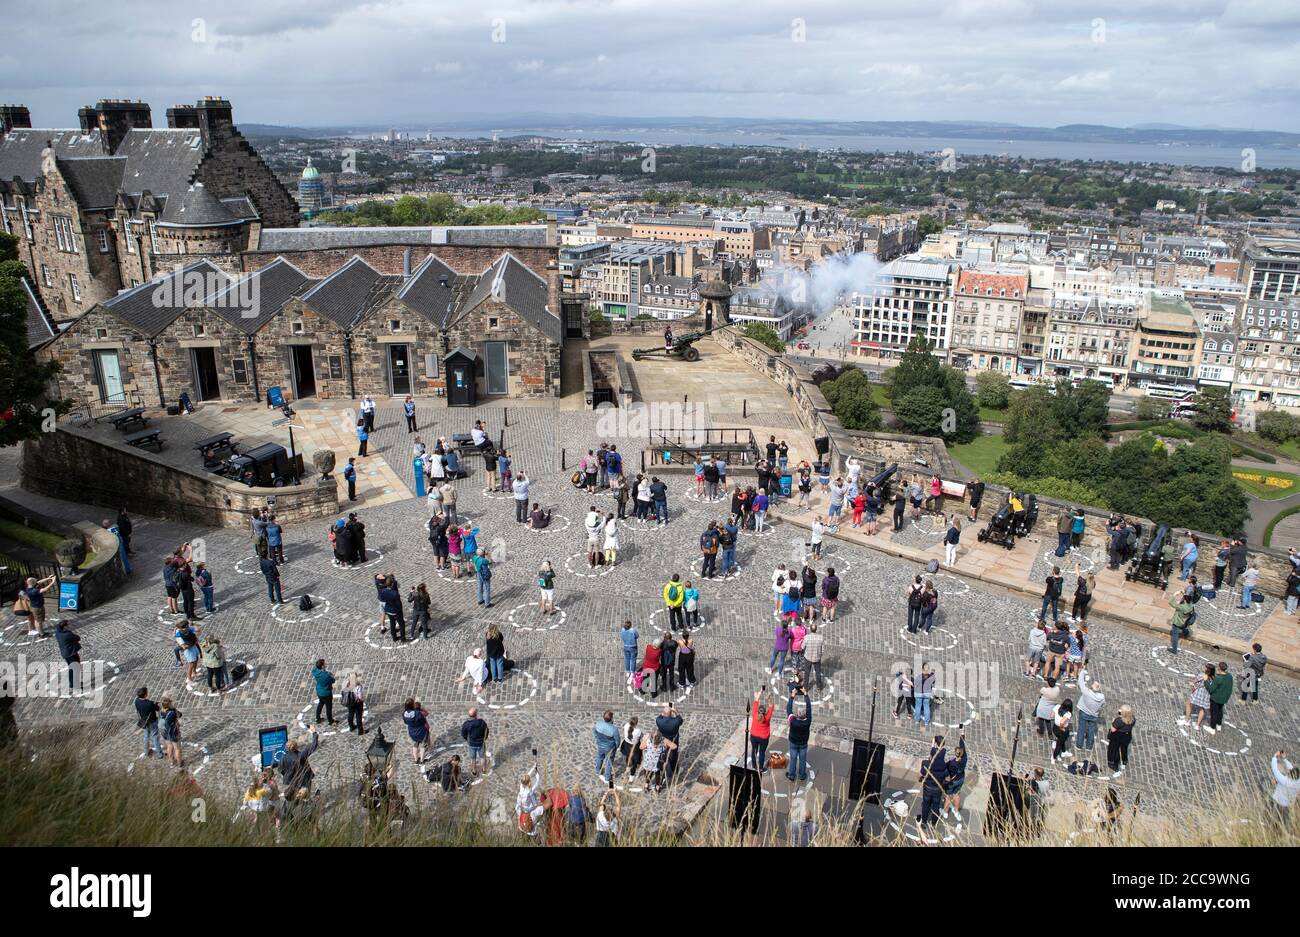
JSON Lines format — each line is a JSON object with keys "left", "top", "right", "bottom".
{"left": 7, "top": 402, "right": 1300, "bottom": 837}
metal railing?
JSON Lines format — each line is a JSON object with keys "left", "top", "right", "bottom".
{"left": 647, "top": 426, "right": 759, "bottom": 467}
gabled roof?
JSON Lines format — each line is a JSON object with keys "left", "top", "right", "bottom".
{"left": 159, "top": 181, "right": 240, "bottom": 227}
{"left": 100, "top": 259, "right": 232, "bottom": 336}
{"left": 0, "top": 129, "right": 104, "bottom": 187}
{"left": 56, "top": 156, "right": 126, "bottom": 210}
{"left": 393, "top": 254, "right": 462, "bottom": 327}
{"left": 452, "top": 252, "right": 560, "bottom": 344}
{"left": 114, "top": 128, "right": 205, "bottom": 199}
{"left": 298, "top": 255, "right": 400, "bottom": 330}
{"left": 444, "top": 346, "right": 478, "bottom": 361}
{"left": 207, "top": 258, "right": 316, "bottom": 334}
{"left": 21, "top": 277, "right": 60, "bottom": 349}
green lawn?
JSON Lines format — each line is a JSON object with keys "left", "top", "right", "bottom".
{"left": 978, "top": 405, "right": 1008, "bottom": 424}
{"left": 0, "top": 519, "right": 64, "bottom": 553}
{"left": 1230, "top": 465, "right": 1300, "bottom": 500}
{"left": 1277, "top": 439, "right": 1300, "bottom": 462}
{"left": 869, "top": 383, "right": 892, "bottom": 408}
{"left": 948, "top": 435, "right": 1008, "bottom": 476}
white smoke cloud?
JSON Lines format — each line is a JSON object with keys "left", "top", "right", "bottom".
{"left": 753, "top": 251, "right": 884, "bottom": 323}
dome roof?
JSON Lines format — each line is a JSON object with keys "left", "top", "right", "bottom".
{"left": 301, "top": 157, "right": 320, "bottom": 180}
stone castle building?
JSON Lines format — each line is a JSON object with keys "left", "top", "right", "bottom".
{"left": 0, "top": 97, "right": 298, "bottom": 322}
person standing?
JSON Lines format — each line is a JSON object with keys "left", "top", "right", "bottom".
{"left": 200, "top": 635, "right": 225, "bottom": 692}
{"left": 613, "top": 475, "right": 629, "bottom": 520}
{"left": 1051, "top": 699, "right": 1074, "bottom": 762}
{"left": 403, "top": 698, "right": 430, "bottom": 765}
{"left": 944, "top": 517, "right": 961, "bottom": 567}
{"left": 54, "top": 620, "right": 82, "bottom": 694}
{"left": 1055, "top": 510, "right": 1072, "bottom": 557}
{"left": 135, "top": 687, "right": 162, "bottom": 758}
{"left": 403, "top": 396, "right": 417, "bottom": 433}
{"left": 343, "top": 458, "right": 358, "bottom": 502}
{"left": 196, "top": 562, "right": 216, "bottom": 614}
{"left": 650, "top": 476, "right": 669, "bottom": 525}
{"left": 116, "top": 508, "right": 134, "bottom": 555}
{"left": 892, "top": 490, "right": 906, "bottom": 533}
{"left": 361, "top": 395, "right": 376, "bottom": 433}
{"left": 1074, "top": 669, "right": 1105, "bottom": 775}
{"left": 595, "top": 789, "right": 621, "bottom": 846}
{"left": 175, "top": 559, "right": 198, "bottom": 621}
{"left": 1270, "top": 751, "right": 1300, "bottom": 829}
{"left": 1179, "top": 533, "right": 1199, "bottom": 581}
{"left": 1038, "top": 566, "right": 1064, "bottom": 625}
{"left": 770, "top": 620, "right": 792, "bottom": 674}
{"left": 484, "top": 624, "right": 507, "bottom": 683}
{"left": 664, "top": 574, "right": 686, "bottom": 630}
{"left": 1205, "top": 661, "right": 1233, "bottom": 734}
{"left": 639, "top": 639, "right": 662, "bottom": 700}
{"left": 1241, "top": 644, "right": 1268, "bottom": 702}
{"left": 1070, "top": 509, "right": 1085, "bottom": 548}
{"left": 265, "top": 516, "right": 284, "bottom": 564}
{"left": 473, "top": 549, "right": 493, "bottom": 608}
{"left": 1227, "top": 538, "right": 1248, "bottom": 589}
{"left": 1072, "top": 574, "right": 1094, "bottom": 625}
{"left": 379, "top": 578, "right": 407, "bottom": 642}
{"left": 260, "top": 555, "right": 283, "bottom": 605}
{"left": 658, "top": 631, "right": 679, "bottom": 693}
{"left": 753, "top": 487, "right": 770, "bottom": 534}
{"left": 966, "top": 477, "right": 984, "bottom": 522}
{"left": 656, "top": 704, "right": 684, "bottom": 785}
{"left": 159, "top": 696, "right": 184, "bottom": 768}
{"left": 1212, "top": 539, "right": 1230, "bottom": 591}
{"left": 1106, "top": 705, "right": 1135, "bottom": 774}
{"left": 342, "top": 672, "right": 366, "bottom": 735}
{"left": 808, "top": 516, "right": 824, "bottom": 561}
{"left": 786, "top": 684, "right": 812, "bottom": 782}
{"left": 802, "top": 622, "right": 825, "bottom": 689}
{"left": 906, "top": 575, "right": 925, "bottom": 634}
{"left": 1168, "top": 591, "right": 1195, "bottom": 654}
{"left": 513, "top": 471, "right": 530, "bottom": 523}
{"left": 917, "top": 736, "right": 947, "bottom": 830}
{"left": 750, "top": 689, "right": 774, "bottom": 772}
{"left": 594, "top": 710, "right": 621, "bottom": 783}
{"left": 439, "top": 480, "right": 457, "bottom": 526}
{"left": 942, "top": 732, "right": 969, "bottom": 820}
{"left": 356, "top": 420, "right": 369, "bottom": 457}
{"left": 461, "top": 708, "right": 490, "bottom": 776}
{"left": 913, "top": 662, "right": 936, "bottom": 727}
{"left": 603, "top": 514, "right": 619, "bottom": 566}
{"left": 312, "top": 659, "right": 337, "bottom": 725}
{"left": 677, "top": 630, "right": 696, "bottom": 688}
{"left": 1239, "top": 563, "right": 1260, "bottom": 610}
{"left": 279, "top": 727, "right": 320, "bottom": 798}
{"left": 619, "top": 620, "right": 639, "bottom": 675}
{"left": 699, "top": 521, "right": 719, "bottom": 579}
{"left": 409, "top": 583, "right": 432, "bottom": 639}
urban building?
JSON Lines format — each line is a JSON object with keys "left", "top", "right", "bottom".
{"left": 637, "top": 274, "right": 700, "bottom": 320}
{"left": 1129, "top": 297, "right": 1202, "bottom": 391}
{"left": 950, "top": 267, "right": 1028, "bottom": 373}
{"left": 297, "top": 158, "right": 325, "bottom": 218}
{"left": 851, "top": 257, "right": 955, "bottom": 362}
{"left": 1045, "top": 293, "right": 1139, "bottom": 387}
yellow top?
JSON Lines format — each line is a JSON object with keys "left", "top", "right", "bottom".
{"left": 1009, "top": 497, "right": 1024, "bottom": 513}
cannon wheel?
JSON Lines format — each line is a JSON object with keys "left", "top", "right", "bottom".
{"left": 1159, "top": 579, "right": 1168, "bottom": 590}
{"left": 1006, "top": 537, "right": 1016, "bottom": 550}
{"left": 682, "top": 346, "right": 701, "bottom": 362}
{"left": 977, "top": 529, "right": 988, "bottom": 543}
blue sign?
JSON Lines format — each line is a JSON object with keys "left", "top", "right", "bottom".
{"left": 259, "top": 725, "right": 288, "bottom": 769}
{"left": 413, "top": 457, "right": 426, "bottom": 497}
{"left": 58, "top": 581, "right": 79, "bottom": 611}
{"left": 268, "top": 386, "right": 285, "bottom": 408}
{"left": 109, "top": 524, "right": 130, "bottom": 575}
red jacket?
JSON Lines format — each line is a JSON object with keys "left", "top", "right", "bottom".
{"left": 750, "top": 700, "right": 773, "bottom": 739}
{"left": 642, "top": 644, "right": 662, "bottom": 672}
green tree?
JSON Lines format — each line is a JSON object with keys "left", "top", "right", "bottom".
{"left": 1255, "top": 410, "right": 1300, "bottom": 443}
{"left": 740, "top": 323, "right": 785, "bottom": 352}
{"left": 940, "top": 367, "right": 981, "bottom": 443}
{"left": 917, "top": 214, "right": 943, "bottom": 238}
{"left": 821, "top": 369, "right": 881, "bottom": 431}
{"left": 1134, "top": 396, "right": 1170, "bottom": 421}
{"left": 997, "top": 439, "right": 1051, "bottom": 479}
{"left": 1052, "top": 378, "right": 1110, "bottom": 438}
{"left": 0, "top": 272, "right": 70, "bottom": 446}
{"left": 893, "top": 385, "right": 952, "bottom": 439}
{"left": 1041, "top": 436, "right": 1111, "bottom": 489}
{"left": 886, "top": 335, "right": 943, "bottom": 401}
{"left": 0, "top": 232, "right": 17, "bottom": 263}
{"left": 974, "top": 371, "right": 1011, "bottom": 409}
{"left": 1189, "top": 386, "right": 1233, "bottom": 433}
{"left": 1004, "top": 385, "right": 1061, "bottom": 446}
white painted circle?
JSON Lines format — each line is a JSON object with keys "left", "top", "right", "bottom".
{"left": 564, "top": 552, "right": 617, "bottom": 579}
{"left": 911, "top": 515, "right": 946, "bottom": 537}
{"left": 363, "top": 622, "right": 424, "bottom": 649}
{"left": 52, "top": 660, "right": 123, "bottom": 702}
{"left": 740, "top": 523, "right": 778, "bottom": 538}
{"left": 900, "top": 626, "right": 960, "bottom": 651}
{"left": 1027, "top": 669, "right": 1078, "bottom": 690}
{"left": 760, "top": 754, "right": 817, "bottom": 799}
{"left": 770, "top": 667, "right": 835, "bottom": 705}
{"left": 479, "top": 488, "right": 514, "bottom": 501}
{"left": 1197, "top": 593, "right": 1265, "bottom": 620}
{"left": 297, "top": 695, "right": 368, "bottom": 737}
{"left": 475, "top": 668, "right": 539, "bottom": 710}
{"left": 594, "top": 767, "right": 646, "bottom": 794}
{"left": 1176, "top": 718, "right": 1251, "bottom": 756}
{"left": 185, "top": 660, "right": 255, "bottom": 698}
{"left": 622, "top": 515, "right": 669, "bottom": 531}
{"left": 934, "top": 573, "right": 970, "bottom": 596}
{"left": 435, "top": 566, "right": 475, "bottom": 584}
{"left": 1043, "top": 548, "right": 1096, "bottom": 574}
{"left": 421, "top": 743, "right": 494, "bottom": 787}
{"left": 811, "top": 552, "right": 852, "bottom": 576}
{"left": 506, "top": 601, "right": 567, "bottom": 632}
{"left": 925, "top": 688, "right": 978, "bottom": 729}
{"left": 157, "top": 605, "right": 189, "bottom": 625}
{"left": 525, "top": 513, "right": 571, "bottom": 534}
{"left": 129, "top": 741, "right": 210, "bottom": 777}
{"left": 234, "top": 556, "right": 262, "bottom": 576}
{"left": 331, "top": 547, "right": 385, "bottom": 571}
{"left": 625, "top": 672, "right": 693, "bottom": 707}
{"left": 271, "top": 595, "right": 331, "bottom": 623}
{"left": 690, "top": 556, "right": 744, "bottom": 580}
{"left": 1148, "top": 645, "right": 1215, "bottom": 680}
{"left": 648, "top": 606, "right": 708, "bottom": 634}
{"left": 0, "top": 621, "right": 52, "bottom": 648}
{"left": 884, "top": 788, "right": 964, "bottom": 843}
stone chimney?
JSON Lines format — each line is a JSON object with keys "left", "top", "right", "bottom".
{"left": 0, "top": 105, "right": 31, "bottom": 140}
{"left": 192, "top": 97, "right": 234, "bottom": 145}
{"left": 78, "top": 99, "right": 152, "bottom": 154}
{"left": 166, "top": 104, "right": 202, "bottom": 129}
{"left": 545, "top": 217, "right": 557, "bottom": 246}
{"left": 546, "top": 259, "right": 560, "bottom": 322}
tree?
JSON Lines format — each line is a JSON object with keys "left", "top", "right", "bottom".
{"left": 1134, "top": 396, "right": 1170, "bottom": 422}
{"left": 917, "top": 214, "right": 943, "bottom": 238}
{"left": 0, "top": 272, "right": 70, "bottom": 446}
{"left": 1004, "top": 385, "right": 1061, "bottom": 446}
{"left": 0, "top": 232, "right": 18, "bottom": 263}
{"left": 940, "top": 367, "right": 981, "bottom": 443}
{"left": 1256, "top": 410, "right": 1300, "bottom": 443}
{"left": 1189, "top": 386, "right": 1234, "bottom": 433}
{"left": 997, "top": 439, "right": 1051, "bottom": 479}
{"left": 893, "top": 385, "right": 952, "bottom": 439}
{"left": 821, "top": 369, "right": 881, "bottom": 431}
{"left": 974, "top": 371, "right": 1011, "bottom": 409}
{"left": 1041, "top": 436, "right": 1111, "bottom": 490}
{"left": 886, "top": 335, "right": 943, "bottom": 401}
{"left": 740, "top": 323, "right": 785, "bottom": 352}
{"left": 1052, "top": 378, "right": 1110, "bottom": 438}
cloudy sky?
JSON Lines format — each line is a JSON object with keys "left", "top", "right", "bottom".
{"left": 4, "top": 0, "right": 1299, "bottom": 130}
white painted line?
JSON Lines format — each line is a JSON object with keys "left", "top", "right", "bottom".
{"left": 185, "top": 660, "right": 255, "bottom": 698}
{"left": 899, "top": 626, "right": 960, "bottom": 652}
{"left": 475, "top": 669, "right": 539, "bottom": 711}
{"left": 506, "top": 602, "right": 567, "bottom": 632}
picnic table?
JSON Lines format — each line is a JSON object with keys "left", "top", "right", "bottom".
{"left": 194, "top": 432, "right": 237, "bottom": 462}
{"left": 125, "top": 427, "right": 164, "bottom": 451}
{"left": 108, "top": 407, "right": 147, "bottom": 432}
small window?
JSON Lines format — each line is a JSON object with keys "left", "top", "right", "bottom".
{"left": 98, "top": 228, "right": 110, "bottom": 252}
{"left": 68, "top": 273, "right": 81, "bottom": 302}
{"left": 488, "top": 316, "right": 500, "bottom": 330}
{"left": 123, "top": 220, "right": 135, "bottom": 254}
{"left": 232, "top": 359, "right": 249, "bottom": 384}
{"left": 41, "top": 264, "right": 51, "bottom": 287}
{"left": 94, "top": 327, "right": 109, "bottom": 340}
{"left": 328, "top": 355, "right": 344, "bottom": 379}
{"left": 193, "top": 323, "right": 206, "bottom": 338}
{"left": 389, "top": 319, "right": 401, "bottom": 332}
{"left": 291, "top": 321, "right": 304, "bottom": 335}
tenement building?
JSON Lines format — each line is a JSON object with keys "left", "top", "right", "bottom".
{"left": 950, "top": 266, "right": 1028, "bottom": 374}
{"left": 851, "top": 257, "right": 955, "bottom": 362}
{"left": 0, "top": 97, "right": 298, "bottom": 321}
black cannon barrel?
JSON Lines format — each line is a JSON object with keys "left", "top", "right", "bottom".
{"left": 1143, "top": 524, "right": 1170, "bottom": 563}
{"left": 990, "top": 501, "right": 1013, "bottom": 530}
{"left": 870, "top": 463, "right": 899, "bottom": 489}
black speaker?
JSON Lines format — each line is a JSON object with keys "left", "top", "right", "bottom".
{"left": 847, "top": 738, "right": 886, "bottom": 802}
{"left": 852, "top": 803, "right": 889, "bottom": 844}
{"left": 229, "top": 663, "right": 248, "bottom": 682}
{"left": 814, "top": 435, "right": 831, "bottom": 456}
{"left": 984, "top": 772, "right": 1031, "bottom": 839}
{"left": 727, "top": 763, "right": 762, "bottom": 833}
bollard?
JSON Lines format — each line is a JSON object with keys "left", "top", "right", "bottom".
{"left": 504, "top": 407, "right": 509, "bottom": 427}
{"left": 640, "top": 450, "right": 646, "bottom": 473}
{"left": 743, "top": 399, "right": 748, "bottom": 419}
{"left": 562, "top": 448, "right": 566, "bottom": 471}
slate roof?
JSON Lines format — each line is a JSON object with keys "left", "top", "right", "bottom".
{"left": 21, "top": 277, "right": 59, "bottom": 349}
{"left": 159, "top": 182, "right": 240, "bottom": 227}
{"left": 56, "top": 157, "right": 126, "bottom": 210}
{"left": 206, "top": 258, "right": 316, "bottom": 334}
{"left": 394, "top": 254, "right": 462, "bottom": 327}
{"left": 113, "top": 129, "right": 205, "bottom": 200}
{"left": 0, "top": 129, "right": 104, "bottom": 188}
{"left": 453, "top": 252, "right": 560, "bottom": 344}
{"left": 252, "top": 225, "right": 549, "bottom": 252}
{"left": 100, "top": 259, "right": 232, "bottom": 336}
{"left": 298, "top": 256, "right": 400, "bottom": 330}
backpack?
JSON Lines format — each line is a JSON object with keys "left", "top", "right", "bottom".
{"left": 668, "top": 583, "right": 682, "bottom": 603}
{"left": 925, "top": 559, "right": 939, "bottom": 574}
{"left": 908, "top": 588, "right": 923, "bottom": 608}
{"left": 1191, "top": 584, "right": 1203, "bottom": 604}
{"left": 566, "top": 795, "right": 588, "bottom": 827}
{"left": 299, "top": 594, "right": 315, "bottom": 612}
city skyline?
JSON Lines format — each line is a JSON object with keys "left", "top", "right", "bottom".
{"left": 4, "top": 0, "right": 1299, "bottom": 132}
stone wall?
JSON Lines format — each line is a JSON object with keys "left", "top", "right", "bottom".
{"left": 0, "top": 494, "right": 129, "bottom": 610}
{"left": 43, "top": 306, "right": 155, "bottom": 409}
{"left": 21, "top": 426, "right": 339, "bottom": 531}
{"left": 443, "top": 295, "right": 561, "bottom": 399}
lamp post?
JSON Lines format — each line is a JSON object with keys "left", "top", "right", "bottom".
{"left": 363, "top": 726, "right": 397, "bottom": 818}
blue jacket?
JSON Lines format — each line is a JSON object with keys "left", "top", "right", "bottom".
{"left": 265, "top": 523, "right": 283, "bottom": 546}
{"left": 786, "top": 695, "right": 812, "bottom": 745}
{"left": 343, "top": 464, "right": 356, "bottom": 481}
{"left": 311, "top": 666, "right": 334, "bottom": 697}
{"left": 593, "top": 719, "right": 620, "bottom": 751}
{"left": 620, "top": 626, "right": 639, "bottom": 650}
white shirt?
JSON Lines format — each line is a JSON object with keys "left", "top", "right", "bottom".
{"left": 1272, "top": 757, "right": 1299, "bottom": 807}
{"left": 471, "top": 427, "right": 487, "bottom": 446}
{"left": 361, "top": 398, "right": 375, "bottom": 414}
{"left": 586, "top": 512, "right": 603, "bottom": 539}
{"left": 773, "top": 567, "right": 787, "bottom": 592}
{"left": 847, "top": 459, "right": 862, "bottom": 483}
{"left": 604, "top": 518, "right": 618, "bottom": 549}
{"left": 461, "top": 655, "right": 487, "bottom": 685}
{"left": 596, "top": 808, "right": 618, "bottom": 834}
{"left": 810, "top": 522, "right": 824, "bottom": 544}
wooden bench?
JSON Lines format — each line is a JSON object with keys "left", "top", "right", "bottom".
{"left": 108, "top": 407, "right": 147, "bottom": 432}
{"left": 194, "top": 432, "right": 237, "bottom": 462}
{"left": 125, "top": 428, "right": 164, "bottom": 451}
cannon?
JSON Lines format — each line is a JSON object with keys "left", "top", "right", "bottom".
{"left": 866, "top": 462, "right": 899, "bottom": 501}
{"left": 1013, "top": 494, "right": 1039, "bottom": 537}
{"left": 977, "top": 499, "right": 1018, "bottom": 550}
{"left": 1125, "top": 523, "right": 1172, "bottom": 590}
{"left": 631, "top": 323, "right": 731, "bottom": 363}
